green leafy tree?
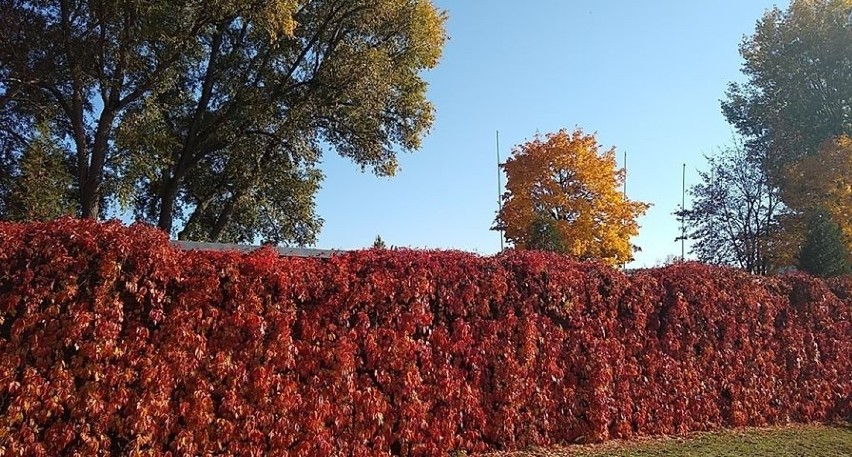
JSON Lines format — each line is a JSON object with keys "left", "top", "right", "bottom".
{"left": 722, "top": 1, "right": 852, "bottom": 270}
{"left": 526, "top": 212, "right": 566, "bottom": 253}
{"left": 112, "top": 0, "right": 446, "bottom": 244}
{"left": 0, "top": 0, "right": 241, "bottom": 218}
{"left": 2, "top": 126, "right": 75, "bottom": 221}
{"left": 1, "top": 1, "right": 447, "bottom": 245}
{"left": 722, "top": 0, "right": 852, "bottom": 181}
{"left": 372, "top": 235, "right": 387, "bottom": 249}
{"left": 0, "top": 143, "right": 15, "bottom": 216}
{"left": 799, "top": 210, "right": 851, "bottom": 277}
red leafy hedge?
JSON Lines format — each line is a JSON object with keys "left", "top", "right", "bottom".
{"left": 0, "top": 219, "right": 849, "bottom": 456}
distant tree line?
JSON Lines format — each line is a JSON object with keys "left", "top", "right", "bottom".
{"left": 680, "top": 0, "right": 852, "bottom": 277}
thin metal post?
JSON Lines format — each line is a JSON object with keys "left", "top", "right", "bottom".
{"left": 497, "top": 131, "right": 504, "bottom": 251}
{"left": 622, "top": 150, "right": 628, "bottom": 269}
{"left": 681, "top": 163, "right": 686, "bottom": 262}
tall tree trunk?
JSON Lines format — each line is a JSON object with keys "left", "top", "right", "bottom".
{"left": 71, "top": 104, "right": 91, "bottom": 217}
{"left": 158, "top": 177, "right": 181, "bottom": 235}
{"left": 207, "top": 143, "right": 276, "bottom": 241}
{"left": 156, "top": 28, "right": 224, "bottom": 234}
{"left": 80, "top": 111, "right": 115, "bottom": 219}
{"left": 178, "top": 194, "right": 214, "bottom": 240}
{"left": 208, "top": 193, "right": 241, "bottom": 242}
{"left": 60, "top": 0, "right": 93, "bottom": 218}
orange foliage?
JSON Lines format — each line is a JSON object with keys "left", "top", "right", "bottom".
{"left": 778, "top": 135, "right": 852, "bottom": 263}
{"left": 2, "top": 219, "right": 849, "bottom": 455}
{"left": 496, "top": 129, "right": 649, "bottom": 264}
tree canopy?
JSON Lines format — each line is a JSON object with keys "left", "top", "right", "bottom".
{"left": 799, "top": 210, "right": 851, "bottom": 277}
{"left": 525, "top": 211, "right": 566, "bottom": 254}
{"left": 678, "top": 143, "right": 783, "bottom": 275}
{"left": 763, "top": 135, "right": 852, "bottom": 267}
{"left": 722, "top": 0, "right": 852, "bottom": 180}
{"left": 692, "top": 0, "right": 852, "bottom": 274}
{"left": 0, "top": 0, "right": 447, "bottom": 244}
{"left": 494, "top": 129, "right": 649, "bottom": 265}
{"left": 783, "top": 135, "right": 852, "bottom": 241}
{"left": 3, "top": 125, "right": 75, "bottom": 221}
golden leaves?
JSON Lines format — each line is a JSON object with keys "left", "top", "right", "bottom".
{"left": 259, "top": 0, "right": 300, "bottom": 39}
{"left": 776, "top": 135, "right": 852, "bottom": 263}
{"left": 497, "top": 129, "right": 649, "bottom": 265}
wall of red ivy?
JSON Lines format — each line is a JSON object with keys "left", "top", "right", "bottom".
{"left": 0, "top": 219, "right": 849, "bottom": 456}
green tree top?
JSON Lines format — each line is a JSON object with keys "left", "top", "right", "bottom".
{"left": 1, "top": 0, "right": 448, "bottom": 245}
{"left": 2, "top": 125, "right": 74, "bottom": 221}
{"left": 798, "top": 210, "right": 851, "bottom": 277}
{"left": 372, "top": 235, "right": 387, "bottom": 249}
{"left": 723, "top": 0, "right": 852, "bottom": 180}
{"left": 526, "top": 212, "right": 566, "bottom": 253}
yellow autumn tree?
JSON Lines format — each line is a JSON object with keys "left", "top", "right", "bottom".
{"left": 495, "top": 129, "right": 649, "bottom": 265}
{"left": 776, "top": 135, "right": 852, "bottom": 264}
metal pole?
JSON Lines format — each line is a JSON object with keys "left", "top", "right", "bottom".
{"left": 497, "top": 131, "right": 504, "bottom": 251}
{"left": 622, "top": 150, "right": 628, "bottom": 270}
{"left": 681, "top": 163, "right": 686, "bottom": 262}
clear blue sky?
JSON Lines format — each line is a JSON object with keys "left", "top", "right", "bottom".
{"left": 314, "top": 1, "right": 781, "bottom": 267}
